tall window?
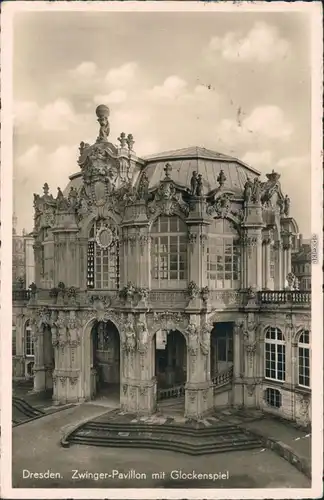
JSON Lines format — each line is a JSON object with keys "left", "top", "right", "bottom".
{"left": 207, "top": 218, "right": 240, "bottom": 289}
{"left": 298, "top": 329, "right": 310, "bottom": 388}
{"left": 25, "top": 320, "right": 34, "bottom": 356}
{"left": 12, "top": 327, "right": 16, "bottom": 356}
{"left": 151, "top": 216, "right": 188, "bottom": 287}
{"left": 265, "top": 327, "right": 285, "bottom": 382}
{"left": 87, "top": 219, "right": 119, "bottom": 289}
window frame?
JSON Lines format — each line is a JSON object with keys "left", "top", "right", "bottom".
{"left": 25, "top": 321, "right": 34, "bottom": 357}
{"left": 207, "top": 218, "right": 240, "bottom": 290}
{"left": 87, "top": 219, "right": 120, "bottom": 290}
{"left": 264, "top": 327, "right": 286, "bottom": 383}
{"left": 298, "top": 329, "right": 310, "bottom": 389}
{"left": 12, "top": 326, "right": 17, "bottom": 356}
{"left": 150, "top": 215, "right": 188, "bottom": 289}
{"left": 264, "top": 387, "right": 282, "bottom": 408}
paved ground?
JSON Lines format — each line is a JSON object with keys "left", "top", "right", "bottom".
{"left": 12, "top": 404, "right": 310, "bottom": 489}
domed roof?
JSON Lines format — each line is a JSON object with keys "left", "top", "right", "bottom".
{"left": 142, "top": 146, "right": 260, "bottom": 195}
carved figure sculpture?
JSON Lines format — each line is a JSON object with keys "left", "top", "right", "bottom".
{"left": 283, "top": 195, "right": 290, "bottom": 217}
{"left": 190, "top": 171, "right": 198, "bottom": 195}
{"left": 96, "top": 105, "right": 110, "bottom": 142}
{"left": 137, "top": 172, "right": 149, "bottom": 200}
{"left": 196, "top": 174, "right": 203, "bottom": 196}
{"left": 252, "top": 178, "right": 261, "bottom": 204}
{"left": 243, "top": 177, "right": 253, "bottom": 202}
{"left": 217, "top": 170, "right": 226, "bottom": 188}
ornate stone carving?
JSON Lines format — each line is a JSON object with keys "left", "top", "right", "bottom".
{"left": 200, "top": 233, "right": 208, "bottom": 250}
{"left": 251, "top": 178, "right": 262, "bottom": 204}
{"left": 186, "top": 323, "right": 199, "bottom": 354}
{"left": 207, "top": 193, "right": 232, "bottom": 217}
{"left": 187, "top": 281, "right": 200, "bottom": 300}
{"left": 136, "top": 320, "right": 149, "bottom": 353}
{"left": 188, "top": 231, "right": 197, "bottom": 247}
{"left": 200, "top": 323, "right": 212, "bottom": 355}
{"left": 122, "top": 318, "right": 137, "bottom": 352}
{"left": 148, "top": 176, "right": 189, "bottom": 217}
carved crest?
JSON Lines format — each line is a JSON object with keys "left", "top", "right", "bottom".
{"left": 207, "top": 192, "right": 233, "bottom": 217}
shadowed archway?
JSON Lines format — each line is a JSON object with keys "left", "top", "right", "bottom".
{"left": 90, "top": 320, "right": 120, "bottom": 401}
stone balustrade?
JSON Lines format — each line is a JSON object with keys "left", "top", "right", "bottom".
{"left": 12, "top": 290, "right": 31, "bottom": 302}
{"left": 258, "top": 290, "right": 311, "bottom": 304}
{"left": 211, "top": 365, "right": 233, "bottom": 390}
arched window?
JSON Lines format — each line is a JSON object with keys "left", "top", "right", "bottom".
{"left": 87, "top": 218, "right": 119, "bottom": 289}
{"left": 151, "top": 216, "right": 188, "bottom": 287}
{"left": 298, "top": 329, "right": 310, "bottom": 388}
{"left": 25, "top": 320, "right": 34, "bottom": 356}
{"left": 207, "top": 218, "right": 240, "bottom": 289}
{"left": 265, "top": 327, "right": 285, "bottom": 382}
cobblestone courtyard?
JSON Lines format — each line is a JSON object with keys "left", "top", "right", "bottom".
{"left": 12, "top": 404, "right": 310, "bottom": 489}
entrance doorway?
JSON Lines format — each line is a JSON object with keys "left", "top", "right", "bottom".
{"left": 210, "top": 322, "right": 234, "bottom": 378}
{"left": 155, "top": 329, "right": 187, "bottom": 389}
{"left": 90, "top": 320, "right": 120, "bottom": 402}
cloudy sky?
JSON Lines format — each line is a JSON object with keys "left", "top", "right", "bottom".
{"left": 12, "top": 8, "right": 312, "bottom": 236}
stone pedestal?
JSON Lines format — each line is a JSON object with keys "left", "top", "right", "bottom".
{"left": 185, "top": 382, "right": 213, "bottom": 418}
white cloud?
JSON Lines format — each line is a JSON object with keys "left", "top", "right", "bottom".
{"left": 14, "top": 98, "right": 79, "bottom": 132}
{"left": 149, "top": 75, "right": 188, "bottom": 100}
{"left": 69, "top": 61, "right": 98, "bottom": 79}
{"left": 216, "top": 105, "right": 293, "bottom": 145}
{"left": 241, "top": 150, "right": 273, "bottom": 168}
{"left": 105, "top": 62, "right": 138, "bottom": 87}
{"left": 94, "top": 90, "right": 127, "bottom": 105}
{"left": 14, "top": 101, "right": 39, "bottom": 127}
{"left": 207, "top": 22, "right": 290, "bottom": 63}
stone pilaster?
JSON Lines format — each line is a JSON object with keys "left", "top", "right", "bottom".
{"left": 232, "top": 321, "right": 243, "bottom": 405}
{"left": 32, "top": 323, "right": 46, "bottom": 392}
{"left": 282, "top": 232, "right": 292, "bottom": 286}
{"left": 243, "top": 201, "right": 264, "bottom": 291}
{"left": 274, "top": 240, "right": 283, "bottom": 289}
{"left": 184, "top": 316, "right": 213, "bottom": 419}
{"left": 186, "top": 197, "right": 210, "bottom": 289}
{"left": 262, "top": 229, "right": 274, "bottom": 290}
{"left": 242, "top": 314, "right": 260, "bottom": 407}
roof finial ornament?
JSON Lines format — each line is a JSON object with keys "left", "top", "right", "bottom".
{"left": 164, "top": 162, "right": 172, "bottom": 179}
{"left": 126, "top": 134, "right": 135, "bottom": 151}
{"left": 95, "top": 104, "right": 110, "bottom": 143}
{"left": 43, "top": 183, "right": 49, "bottom": 196}
{"left": 118, "top": 132, "right": 127, "bottom": 148}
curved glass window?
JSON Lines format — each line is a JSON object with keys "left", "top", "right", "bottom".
{"left": 207, "top": 218, "right": 240, "bottom": 289}
{"left": 151, "top": 216, "right": 188, "bottom": 287}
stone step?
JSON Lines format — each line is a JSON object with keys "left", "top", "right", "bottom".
{"left": 12, "top": 397, "right": 45, "bottom": 423}
{"left": 84, "top": 421, "right": 241, "bottom": 437}
{"left": 67, "top": 434, "right": 262, "bottom": 455}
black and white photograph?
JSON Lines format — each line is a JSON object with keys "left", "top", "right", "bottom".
{"left": 1, "top": 1, "right": 323, "bottom": 499}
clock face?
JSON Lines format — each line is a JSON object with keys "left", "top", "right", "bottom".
{"left": 96, "top": 226, "right": 113, "bottom": 249}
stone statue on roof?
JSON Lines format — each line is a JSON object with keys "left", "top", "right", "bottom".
{"left": 96, "top": 105, "right": 110, "bottom": 143}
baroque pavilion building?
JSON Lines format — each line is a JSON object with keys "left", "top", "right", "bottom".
{"left": 13, "top": 105, "right": 311, "bottom": 426}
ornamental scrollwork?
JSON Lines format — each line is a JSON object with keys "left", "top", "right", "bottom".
{"left": 122, "top": 317, "right": 137, "bottom": 352}
{"left": 186, "top": 322, "right": 199, "bottom": 355}
{"left": 187, "top": 281, "right": 200, "bottom": 300}
{"left": 207, "top": 193, "right": 233, "bottom": 217}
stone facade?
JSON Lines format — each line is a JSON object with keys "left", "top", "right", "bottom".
{"left": 13, "top": 106, "right": 311, "bottom": 425}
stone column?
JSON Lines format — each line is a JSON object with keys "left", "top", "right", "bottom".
{"left": 244, "top": 231, "right": 263, "bottom": 290}
{"left": 136, "top": 313, "right": 157, "bottom": 415}
{"left": 184, "top": 316, "right": 213, "bottom": 419}
{"left": 242, "top": 317, "right": 258, "bottom": 407}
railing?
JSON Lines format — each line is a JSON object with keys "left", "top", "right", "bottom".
{"left": 12, "top": 290, "right": 31, "bottom": 302}
{"left": 258, "top": 290, "right": 311, "bottom": 304}
{"left": 157, "top": 384, "right": 185, "bottom": 401}
{"left": 211, "top": 365, "right": 233, "bottom": 389}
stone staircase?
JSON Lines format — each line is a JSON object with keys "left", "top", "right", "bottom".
{"left": 64, "top": 411, "right": 263, "bottom": 455}
{"left": 12, "top": 396, "right": 45, "bottom": 425}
